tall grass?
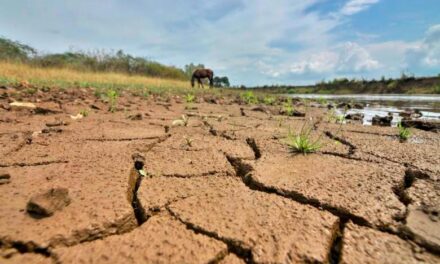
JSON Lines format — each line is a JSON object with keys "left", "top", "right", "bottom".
{"left": 0, "top": 62, "right": 193, "bottom": 95}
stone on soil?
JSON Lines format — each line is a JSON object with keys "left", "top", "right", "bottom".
{"left": 27, "top": 187, "right": 71, "bottom": 217}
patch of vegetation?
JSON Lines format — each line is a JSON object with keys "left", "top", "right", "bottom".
{"left": 241, "top": 91, "right": 258, "bottom": 104}
{"left": 316, "top": 96, "right": 327, "bottom": 105}
{"left": 282, "top": 99, "right": 295, "bottom": 116}
{"left": 433, "top": 84, "right": 440, "bottom": 94}
{"left": 107, "top": 89, "right": 118, "bottom": 112}
{"left": 0, "top": 36, "right": 187, "bottom": 80}
{"left": 397, "top": 122, "right": 411, "bottom": 142}
{"left": 79, "top": 109, "right": 89, "bottom": 117}
{"left": 286, "top": 123, "right": 322, "bottom": 154}
{"left": 263, "top": 95, "right": 276, "bottom": 105}
{"left": 184, "top": 93, "right": 196, "bottom": 103}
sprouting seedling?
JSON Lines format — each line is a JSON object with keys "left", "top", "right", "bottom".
{"left": 107, "top": 89, "right": 118, "bottom": 112}
{"left": 184, "top": 93, "right": 196, "bottom": 103}
{"left": 285, "top": 122, "right": 322, "bottom": 154}
{"left": 79, "top": 109, "right": 89, "bottom": 117}
{"left": 172, "top": 115, "right": 189, "bottom": 126}
{"left": 397, "top": 122, "right": 411, "bottom": 142}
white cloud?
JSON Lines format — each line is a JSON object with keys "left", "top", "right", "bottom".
{"left": 405, "top": 24, "right": 440, "bottom": 69}
{"left": 339, "top": 0, "right": 380, "bottom": 16}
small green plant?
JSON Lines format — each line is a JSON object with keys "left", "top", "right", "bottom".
{"left": 433, "top": 84, "right": 440, "bottom": 94}
{"left": 241, "top": 91, "right": 258, "bottom": 104}
{"left": 316, "top": 96, "right": 327, "bottom": 105}
{"left": 107, "top": 89, "right": 118, "bottom": 112}
{"left": 287, "top": 123, "right": 322, "bottom": 154}
{"left": 79, "top": 109, "right": 89, "bottom": 117}
{"left": 286, "top": 123, "right": 322, "bottom": 154}
{"left": 263, "top": 96, "right": 276, "bottom": 105}
{"left": 282, "top": 99, "right": 294, "bottom": 116}
{"left": 184, "top": 93, "right": 196, "bottom": 103}
{"left": 172, "top": 115, "right": 189, "bottom": 126}
{"left": 397, "top": 122, "right": 411, "bottom": 142}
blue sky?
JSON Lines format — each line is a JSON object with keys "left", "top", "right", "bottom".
{"left": 0, "top": 0, "right": 439, "bottom": 86}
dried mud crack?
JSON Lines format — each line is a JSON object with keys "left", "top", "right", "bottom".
{"left": 166, "top": 207, "right": 254, "bottom": 264}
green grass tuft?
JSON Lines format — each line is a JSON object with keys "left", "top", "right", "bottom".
{"left": 286, "top": 124, "right": 321, "bottom": 154}
{"left": 397, "top": 122, "right": 411, "bottom": 142}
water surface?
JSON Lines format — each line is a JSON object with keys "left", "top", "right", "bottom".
{"left": 286, "top": 94, "right": 440, "bottom": 126}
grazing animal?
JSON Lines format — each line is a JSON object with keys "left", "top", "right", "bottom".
{"left": 191, "top": 68, "right": 214, "bottom": 88}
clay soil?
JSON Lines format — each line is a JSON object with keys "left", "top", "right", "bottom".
{"left": 0, "top": 86, "right": 439, "bottom": 263}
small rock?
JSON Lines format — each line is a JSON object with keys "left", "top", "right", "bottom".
{"left": 251, "top": 106, "right": 268, "bottom": 113}
{"left": 372, "top": 114, "right": 392, "bottom": 126}
{"left": 346, "top": 113, "right": 364, "bottom": 121}
{"left": 27, "top": 188, "right": 71, "bottom": 218}
{"left": 352, "top": 103, "right": 364, "bottom": 109}
{"left": 128, "top": 113, "right": 143, "bottom": 121}
{"left": 70, "top": 113, "right": 84, "bottom": 120}
{"left": 33, "top": 107, "right": 60, "bottom": 115}
{"left": 401, "top": 119, "right": 440, "bottom": 132}
{"left": 90, "top": 104, "right": 101, "bottom": 110}
{"left": 9, "top": 101, "right": 36, "bottom": 110}
{"left": 46, "top": 120, "right": 68, "bottom": 127}
{"left": 0, "top": 171, "right": 11, "bottom": 185}
{"left": 42, "top": 127, "right": 63, "bottom": 133}
{"left": 400, "top": 110, "right": 422, "bottom": 119}
{"left": 337, "top": 102, "right": 352, "bottom": 109}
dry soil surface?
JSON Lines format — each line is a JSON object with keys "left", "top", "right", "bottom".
{"left": 0, "top": 86, "right": 439, "bottom": 263}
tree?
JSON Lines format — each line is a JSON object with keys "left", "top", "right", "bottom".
{"left": 213, "top": 76, "right": 230, "bottom": 87}
{"left": 0, "top": 37, "right": 36, "bottom": 61}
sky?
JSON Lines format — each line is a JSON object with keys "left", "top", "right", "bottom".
{"left": 0, "top": 0, "right": 439, "bottom": 86}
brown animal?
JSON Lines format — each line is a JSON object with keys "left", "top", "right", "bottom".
{"left": 191, "top": 68, "right": 214, "bottom": 88}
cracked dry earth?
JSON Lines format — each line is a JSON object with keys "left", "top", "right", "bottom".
{"left": 1, "top": 88, "right": 440, "bottom": 263}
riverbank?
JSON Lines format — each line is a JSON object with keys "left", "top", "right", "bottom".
{"left": 250, "top": 75, "right": 440, "bottom": 95}
{"left": 0, "top": 85, "right": 439, "bottom": 263}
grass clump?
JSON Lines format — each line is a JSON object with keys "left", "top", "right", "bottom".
{"left": 184, "top": 93, "right": 196, "bottom": 103}
{"left": 282, "top": 99, "right": 295, "bottom": 116}
{"left": 397, "top": 122, "right": 411, "bottom": 142}
{"left": 433, "top": 84, "right": 440, "bottom": 94}
{"left": 263, "top": 95, "right": 276, "bottom": 105}
{"left": 241, "top": 91, "right": 258, "bottom": 104}
{"left": 107, "top": 89, "right": 119, "bottom": 112}
{"left": 286, "top": 123, "right": 322, "bottom": 154}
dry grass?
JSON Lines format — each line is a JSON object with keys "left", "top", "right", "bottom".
{"left": 0, "top": 61, "right": 192, "bottom": 94}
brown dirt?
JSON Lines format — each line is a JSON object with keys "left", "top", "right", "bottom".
{"left": 1, "top": 86, "right": 439, "bottom": 263}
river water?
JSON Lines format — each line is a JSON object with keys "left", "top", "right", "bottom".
{"left": 286, "top": 94, "right": 440, "bottom": 126}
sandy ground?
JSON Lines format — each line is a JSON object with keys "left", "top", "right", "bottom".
{"left": 0, "top": 86, "right": 439, "bottom": 263}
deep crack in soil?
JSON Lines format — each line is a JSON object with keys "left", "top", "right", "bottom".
{"left": 166, "top": 207, "right": 254, "bottom": 264}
